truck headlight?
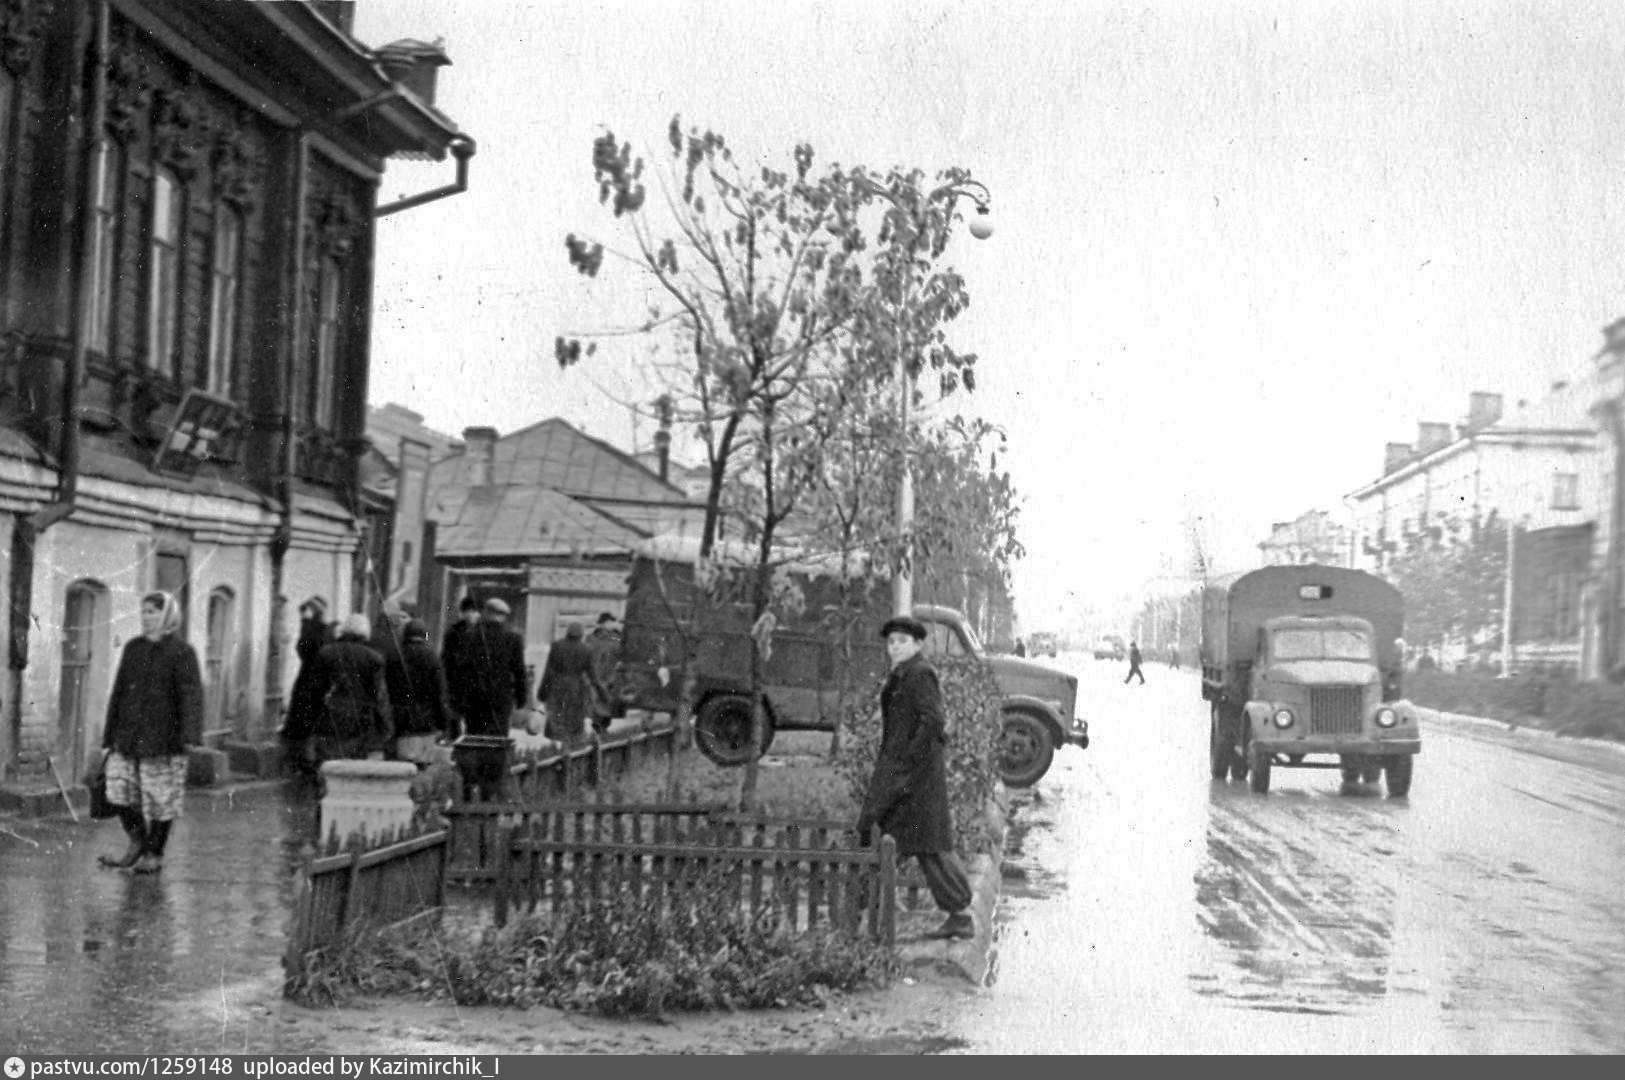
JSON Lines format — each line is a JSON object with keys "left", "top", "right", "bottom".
{"left": 1374, "top": 707, "right": 1398, "bottom": 728}
{"left": 1272, "top": 708, "right": 1295, "bottom": 729}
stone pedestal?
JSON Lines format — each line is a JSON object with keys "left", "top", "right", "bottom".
{"left": 319, "top": 760, "right": 419, "bottom": 847}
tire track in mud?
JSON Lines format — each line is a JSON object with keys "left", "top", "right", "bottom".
{"left": 1192, "top": 785, "right": 1408, "bottom": 1016}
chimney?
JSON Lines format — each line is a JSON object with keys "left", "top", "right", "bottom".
{"left": 1384, "top": 442, "right": 1413, "bottom": 474}
{"left": 653, "top": 428, "right": 671, "bottom": 483}
{"left": 1467, "top": 391, "right": 1503, "bottom": 429}
{"left": 375, "top": 39, "right": 452, "bottom": 108}
{"left": 1417, "top": 422, "right": 1452, "bottom": 454}
{"left": 461, "top": 426, "right": 497, "bottom": 486}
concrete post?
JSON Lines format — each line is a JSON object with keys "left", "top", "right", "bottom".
{"left": 319, "top": 760, "right": 418, "bottom": 846}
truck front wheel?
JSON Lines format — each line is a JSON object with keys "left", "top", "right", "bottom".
{"left": 1209, "top": 705, "right": 1229, "bottom": 779}
{"left": 1249, "top": 749, "right": 1272, "bottom": 793}
{"left": 694, "top": 695, "right": 776, "bottom": 767}
{"left": 999, "top": 711, "right": 1055, "bottom": 788}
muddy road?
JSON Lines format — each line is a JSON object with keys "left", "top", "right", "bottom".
{"left": 948, "top": 656, "right": 1625, "bottom": 1053}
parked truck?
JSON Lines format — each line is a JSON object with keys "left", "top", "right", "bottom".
{"left": 608, "top": 550, "right": 1089, "bottom": 788}
{"left": 1201, "top": 564, "right": 1419, "bottom": 796}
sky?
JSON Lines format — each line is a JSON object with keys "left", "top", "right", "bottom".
{"left": 352, "top": 0, "right": 1625, "bottom": 634}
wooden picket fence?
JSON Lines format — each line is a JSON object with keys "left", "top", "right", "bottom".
{"left": 283, "top": 824, "right": 448, "bottom": 979}
{"left": 492, "top": 815, "right": 899, "bottom": 946}
{"left": 445, "top": 800, "right": 725, "bottom": 884}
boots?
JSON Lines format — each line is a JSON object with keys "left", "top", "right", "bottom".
{"left": 130, "top": 819, "right": 172, "bottom": 875}
{"left": 925, "top": 911, "right": 976, "bottom": 941}
{"left": 98, "top": 807, "right": 146, "bottom": 869}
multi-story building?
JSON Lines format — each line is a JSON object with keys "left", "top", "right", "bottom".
{"left": 1346, "top": 377, "right": 1607, "bottom": 674}
{"left": 1258, "top": 508, "right": 1354, "bottom": 568}
{"left": 0, "top": 1, "right": 468, "bottom": 802}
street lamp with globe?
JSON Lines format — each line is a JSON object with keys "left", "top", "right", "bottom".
{"left": 853, "top": 174, "right": 995, "bottom": 616}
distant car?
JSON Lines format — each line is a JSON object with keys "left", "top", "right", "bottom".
{"left": 1029, "top": 632, "right": 1059, "bottom": 658}
{"left": 1093, "top": 639, "right": 1126, "bottom": 661}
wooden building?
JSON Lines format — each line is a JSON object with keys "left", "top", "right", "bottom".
{"left": 0, "top": 0, "right": 469, "bottom": 801}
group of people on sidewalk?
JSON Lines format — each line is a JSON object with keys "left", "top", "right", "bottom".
{"left": 276, "top": 596, "right": 622, "bottom": 796}
{"left": 95, "top": 588, "right": 974, "bottom": 941}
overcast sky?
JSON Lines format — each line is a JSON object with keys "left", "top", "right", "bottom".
{"left": 353, "top": 0, "right": 1625, "bottom": 631}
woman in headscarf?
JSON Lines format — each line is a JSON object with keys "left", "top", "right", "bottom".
{"left": 280, "top": 596, "right": 333, "bottom": 782}
{"left": 537, "top": 622, "right": 605, "bottom": 748}
{"left": 99, "top": 591, "right": 203, "bottom": 874}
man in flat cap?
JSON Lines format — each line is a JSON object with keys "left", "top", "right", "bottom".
{"left": 446, "top": 596, "right": 528, "bottom": 800}
{"left": 857, "top": 614, "right": 975, "bottom": 940}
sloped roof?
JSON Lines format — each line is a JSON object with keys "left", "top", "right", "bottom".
{"left": 1488, "top": 367, "right": 1606, "bottom": 435}
{"left": 474, "top": 417, "right": 690, "bottom": 502}
{"left": 437, "top": 487, "right": 649, "bottom": 558}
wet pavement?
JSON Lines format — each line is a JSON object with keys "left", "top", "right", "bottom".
{"left": 946, "top": 657, "right": 1625, "bottom": 1053}
{"left": 0, "top": 781, "right": 327, "bottom": 1053}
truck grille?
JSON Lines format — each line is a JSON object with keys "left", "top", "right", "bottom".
{"left": 1309, "top": 687, "right": 1364, "bottom": 736}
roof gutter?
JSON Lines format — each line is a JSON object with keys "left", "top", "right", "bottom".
{"left": 376, "top": 135, "right": 476, "bottom": 217}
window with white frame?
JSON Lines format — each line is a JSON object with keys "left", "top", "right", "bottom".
{"left": 206, "top": 205, "right": 242, "bottom": 395}
{"left": 312, "top": 255, "right": 342, "bottom": 427}
{"left": 87, "top": 139, "right": 123, "bottom": 355}
{"left": 1552, "top": 472, "right": 1579, "bottom": 511}
{"left": 147, "top": 168, "right": 183, "bottom": 373}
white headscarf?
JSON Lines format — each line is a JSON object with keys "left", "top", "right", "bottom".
{"left": 142, "top": 591, "right": 183, "bottom": 638}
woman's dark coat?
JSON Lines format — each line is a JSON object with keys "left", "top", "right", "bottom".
{"left": 103, "top": 634, "right": 204, "bottom": 758}
{"left": 283, "top": 616, "right": 333, "bottom": 741}
{"left": 537, "top": 636, "right": 604, "bottom": 740}
{"left": 385, "top": 637, "right": 456, "bottom": 738}
{"left": 305, "top": 638, "right": 393, "bottom": 753}
{"left": 859, "top": 654, "right": 954, "bottom": 855}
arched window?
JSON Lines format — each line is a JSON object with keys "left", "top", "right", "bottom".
{"left": 147, "top": 166, "right": 183, "bottom": 374}
{"left": 58, "top": 580, "right": 111, "bottom": 783}
{"left": 207, "top": 204, "right": 243, "bottom": 396}
{"left": 205, "top": 587, "right": 235, "bottom": 733}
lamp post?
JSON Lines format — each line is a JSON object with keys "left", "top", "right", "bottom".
{"left": 854, "top": 175, "right": 994, "bottom": 616}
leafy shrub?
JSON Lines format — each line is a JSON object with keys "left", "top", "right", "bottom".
{"left": 834, "top": 655, "right": 1003, "bottom": 857}
{"left": 286, "top": 865, "right": 896, "bottom": 1015}
{"left": 1408, "top": 669, "right": 1625, "bottom": 742}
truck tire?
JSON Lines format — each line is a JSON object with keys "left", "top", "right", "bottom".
{"left": 998, "top": 710, "right": 1055, "bottom": 788}
{"left": 1226, "top": 708, "right": 1249, "bottom": 782}
{"left": 1249, "top": 750, "right": 1271, "bottom": 794}
{"left": 1384, "top": 754, "right": 1413, "bottom": 798}
{"left": 1209, "top": 705, "right": 1229, "bottom": 779}
{"left": 694, "top": 695, "right": 776, "bottom": 767}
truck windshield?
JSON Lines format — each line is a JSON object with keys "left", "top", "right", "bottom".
{"left": 1272, "top": 628, "right": 1372, "bottom": 661}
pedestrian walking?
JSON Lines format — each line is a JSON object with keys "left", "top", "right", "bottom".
{"left": 585, "top": 612, "right": 622, "bottom": 734}
{"left": 384, "top": 618, "right": 459, "bottom": 767}
{"left": 305, "top": 613, "right": 393, "bottom": 770}
{"left": 1124, "top": 640, "right": 1145, "bottom": 685}
{"left": 446, "top": 598, "right": 528, "bottom": 801}
{"left": 279, "top": 597, "right": 333, "bottom": 781}
{"left": 98, "top": 591, "right": 203, "bottom": 875}
{"left": 857, "top": 614, "right": 975, "bottom": 941}
{"left": 1013, "top": 638, "right": 1027, "bottom": 657}
{"left": 439, "top": 594, "right": 481, "bottom": 692}
{"left": 538, "top": 621, "right": 607, "bottom": 747}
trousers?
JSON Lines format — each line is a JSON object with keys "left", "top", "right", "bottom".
{"left": 914, "top": 851, "right": 973, "bottom": 914}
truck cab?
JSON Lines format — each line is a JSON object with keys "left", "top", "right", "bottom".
{"left": 1244, "top": 615, "right": 1420, "bottom": 794}
{"left": 1202, "top": 564, "right": 1419, "bottom": 797}
{"left": 914, "top": 605, "right": 1090, "bottom": 786}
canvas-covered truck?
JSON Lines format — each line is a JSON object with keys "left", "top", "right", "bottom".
{"left": 1201, "top": 565, "right": 1420, "bottom": 796}
{"left": 608, "top": 548, "right": 1089, "bottom": 788}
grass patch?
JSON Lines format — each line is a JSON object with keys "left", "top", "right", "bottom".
{"left": 286, "top": 867, "right": 896, "bottom": 1015}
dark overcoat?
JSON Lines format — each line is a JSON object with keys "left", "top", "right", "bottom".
{"left": 306, "top": 638, "right": 393, "bottom": 752}
{"left": 385, "top": 638, "right": 456, "bottom": 738}
{"left": 103, "top": 634, "right": 204, "bottom": 758}
{"left": 860, "top": 654, "right": 954, "bottom": 855}
{"left": 538, "top": 637, "right": 603, "bottom": 741}
{"left": 282, "top": 617, "right": 334, "bottom": 741}
{"left": 449, "top": 622, "right": 528, "bottom": 736}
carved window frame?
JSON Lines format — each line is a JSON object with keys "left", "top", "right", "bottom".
{"left": 206, "top": 202, "right": 242, "bottom": 397}
{"left": 87, "top": 136, "right": 125, "bottom": 358}
{"left": 145, "top": 165, "right": 183, "bottom": 376}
